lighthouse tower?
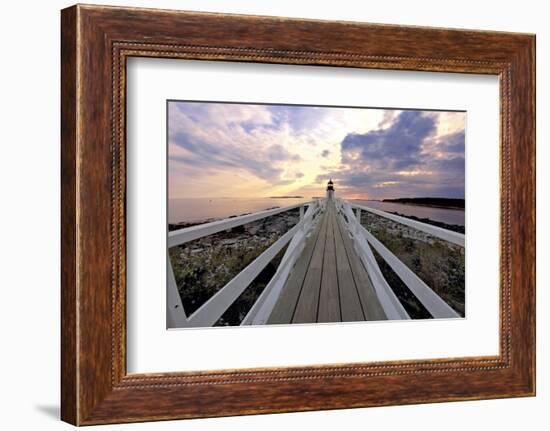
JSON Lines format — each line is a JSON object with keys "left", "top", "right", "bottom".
{"left": 326, "top": 178, "right": 335, "bottom": 200}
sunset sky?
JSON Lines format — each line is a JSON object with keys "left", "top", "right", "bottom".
{"left": 168, "top": 101, "right": 465, "bottom": 200}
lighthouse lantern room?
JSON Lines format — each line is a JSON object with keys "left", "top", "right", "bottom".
{"left": 326, "top": 178, "right": 335, "bottom": 199}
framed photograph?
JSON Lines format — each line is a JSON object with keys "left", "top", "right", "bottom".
{"left": 165, "top": 100, "right": 466, "bottom": 329}
{"left": 61, "top": 4, "right": 535, "bottom": 425}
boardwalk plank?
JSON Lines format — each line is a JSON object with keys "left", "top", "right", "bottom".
{"left": 317, "top": 204, "right": 341, "bottom": 323}
{"left": 336, "top": 215, "right": 387, "bottom": 321}
{"left": 267, "top": 219, "right": 322, "bottom": 324}
{"left": 292, "top": 205, "right": 329, "bottom": 323}
{"left": 270, "top": 199, "right": 387, "bottom": 324}
{"left": 333, "top": 208, "right": 365, "bottom": 322}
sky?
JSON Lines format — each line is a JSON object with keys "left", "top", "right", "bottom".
{"left": 168, "top": 101, "right": 465, "bottom": 200}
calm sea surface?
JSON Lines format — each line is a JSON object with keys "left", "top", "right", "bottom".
{"left": 169, "top": 197, "right": 311, "bottom": 224}
{"left": 169, "top": 197, "right": 465, "bottom": 226}
{"left": 352, "top": 200, "right": 465, "bottom": 226}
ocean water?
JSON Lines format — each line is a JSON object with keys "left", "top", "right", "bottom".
{"left": 353, "top": 200, "right": 465, "bottom": 226}
{"left": 169, "top": 197, "right": 465, "bottom": 226}
{"left": 169, "top": 197, "right": 311, "bottom": 224}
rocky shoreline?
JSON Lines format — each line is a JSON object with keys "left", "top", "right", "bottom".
{"left": 360, "top": 211, "right": 465, "bottom": 317}
{"left": 388, "top": 211, "right": 465, "bottom": 234}
{"left": 169, "top": 208, "right": 300, "bottom": 326}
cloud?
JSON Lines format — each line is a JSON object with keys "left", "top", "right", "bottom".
{"left": 440, "top": 131, "right": 465, "bottom": 154}
{"left": 328, "top": 110, "right": 465, "bottom": 198}
{"left": 268, "top": 105, "right": 328, "bottom": 134}
{"left": 377, "top": 110, "right": 398, "bottom": 129}
{"left": 168, "top": 102, "right": 303, "bottom": 187}
{"left": 168, "top": 102, "right": 465, "bottom": 199}
{"left": 266, "top": 144, "right": 301, "bottom": 162}
{"left": 341, "top": 110, "right": 435, "bottom": 170}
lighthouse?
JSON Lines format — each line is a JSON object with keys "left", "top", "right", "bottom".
{"left": 326, "top": 178, "right": 335, "bottom": 200}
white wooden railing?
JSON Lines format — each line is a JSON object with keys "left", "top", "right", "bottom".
{"left": 348, "top": 202, "right": 464, "bottom": 247}
{"left": 168, "top": 197, "right": 464, "bottom": 328}
{"left": 167, "top": 200, "right": 324, "bottom": 328}
{"left": 335, "top": 199, "right": 463, "bottom": 319}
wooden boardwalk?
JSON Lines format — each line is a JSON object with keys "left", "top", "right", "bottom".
{"left": 268, "top": 200, "right": 387, "bottom": 324}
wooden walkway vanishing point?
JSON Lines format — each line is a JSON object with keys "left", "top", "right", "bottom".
{"left": 268, "top": 200, "right": 387, "bottom": 324}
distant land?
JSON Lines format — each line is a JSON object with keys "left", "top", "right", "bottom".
{"left": 269, "top": 195, "right": 304, "bottom": 199}
{"left": 382, "top": 197, "right": 465, "bottom": 209}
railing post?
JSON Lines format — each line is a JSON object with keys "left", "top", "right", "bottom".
{"left": 167, "top": 257, "right": 188, "bottom": 328}
{"left": 353, "top": 207, "right": 361, "bottom": 236}
{"left": 299, "top": 204, "right": 309, "bottom": 233}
